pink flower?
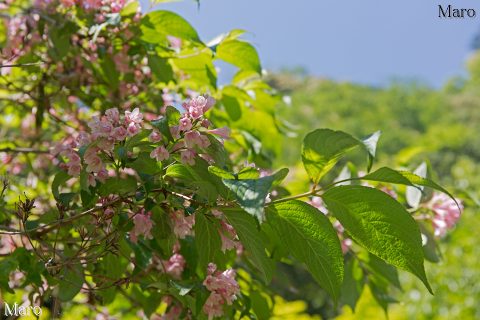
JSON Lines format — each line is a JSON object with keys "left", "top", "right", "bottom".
{"left": 87, "top": 174, "right": 97, "bottom": 187}
{"left": 309, "top": 196, "right": 328, "bottom": 213}
{"left": 179, "top": 116, "right": 192, "bottom": 132}
{"left": 170, "top": 126, "right": 181, "bottom": 139}
{"left": 77, "top": 132, "right": 91, "bottom": 146}
{"left": 219, "top": 221, "right": 240, "bottom": 253}
{"left": 167, "top": 36, "right": 182, "bottom": 50}
{"left": 159, "top": 304, "right": 182, "bottom": 320}
{"left": 171, "top": 210, "right": 195, "bottom": 238}
{"left": 380, "top": 186, "right": 397, "bottom": 199}
{"left": 427, "top": 192, "right": 463, "bottom": 237}
{"left": 125, "top": 108, "right": 143, "bottom": 125}
{"left": 96, "top": 169, "right": 109, "bottom": 183}
{"left": 211, "top": 209, "right": 223, "bottom": 218}
{"left": 202, "top": 263, "right": 240, "bottom": 319}
{"left": 60, "top": 0, "right": 75, "bottom": 7}
{"left": 130, "top": 211, "right": 154, "bottom": 243}
{"left": 201, "top": 119, "right": 212, "bottom": 128}
{"left": 99, "top": 121, "right": 113, "bottom": 136}
{"left": 83, "top": 0, "right": 102, "bottom": 9}
{"left": 185, "top": 96, "right": 213, "bottom": 119}
{"left": 67, "top": 163, "right": 81, "bottom": 176}
{"left": 150, "top": 146, "right": 170, "bottom": 162}
{"left": 84, "top": 149, "right": 103, "bottom": 173}
{"left": 180, "top": 149, "right": 196, "bottom": 165}
{"left": 208, "top": 127, "right": 230, "bottom": 139}
{"left": 105, "top": 108, "right": 120, "bottom": 124}
{"left": 203, "top": 293, "right": 224, "bottom": 320}
{"left": 112, "top": 126, "right": 128, "bottom": 141}
{"left": 149, "top": 131, "right": 163, "bottom": 143}
{"left": 127, "top": 122, "right": 139, "bottom": 136}
{"left": 162, "top": 253, "right": 185, "bottom": 279}
{"left": 110, "top": 0, "right": 126, "bottom": 13}
{"left": 332, "top": 221, "right": 352, "bottom": 254}
{"left": 97, "top": 138, "right": 115, "bottom": 151}
{"left": 184, "top": 131, "right": 210, "bottom": 149}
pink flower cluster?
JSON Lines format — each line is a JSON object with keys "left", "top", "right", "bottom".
{"left": 55, "top": 107, "right": 143, "bottom": 185}
{"left": 203, "top": 263, "right": 240, "bottom": 319}
{"left": 161, "top": 253, "right": 186, "bottom": 279}
{"left": 170, "top": 95, "right": 218, "bottom": 166}
{"left": 426, "top": 192, "right": 463, "bottom": 237}
{"left": 148, "top": 95, "right": 230, "bottom": 166}
{"left": 170, "top": 210, "right": 195, "bottom": 239}
{"left": 211, "top": 209, "right": 241, "bottom": 253}
{"left": 130, "top": 209, "right": 154, "bottom": 243}
{"left": 60, "top": 0, "right": 126, "bottom": 13}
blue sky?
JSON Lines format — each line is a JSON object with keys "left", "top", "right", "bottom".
{"left": 141, "top": 0, "right": 480, "bottom": 87}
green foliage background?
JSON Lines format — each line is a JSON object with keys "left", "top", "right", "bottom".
{"left": 268, "top": 54, "right": 480, "bottom": 319}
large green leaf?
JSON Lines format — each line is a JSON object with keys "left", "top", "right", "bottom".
{"left": 98, "top": 176, "right": 137, "bottom": 196}
{"left": 223, "top": 169, "right": 287, "bottom": 222}
{"left": 223, "top": 208, "right": 274, "bottom": 283}
{"left": 302, "top": 129, "right": 361, "bottom": 184}
{"left": 128, "top": 152, "right": 162, "bottom": 175}
{"left": 340, "top": 258, "right": 364, "bottom": 312}
{"left": 58, "top": 264, "right": 84, "bottom": 301}
{"left": 361, "top": 166, "right": 460, "bottom": 209}
{"left": 195, "top": 212, "right": 221, "bottom": 271}
{"left": 141, "top": 10, "right": 200, "bottom": 42}
{"left": 322, "top": 185, "right": 432, "bottom": 293}
{"left": 266, "top": 200, "right": 344, "bottom": 302}
{"left": 302, "top": 129, "right": 381, "bottom": 184}
{"left": 151, "top": 106, "right": 181, "bottom": 142}
{"left": 216, "top": 39, "right": 261, "bottom": 73}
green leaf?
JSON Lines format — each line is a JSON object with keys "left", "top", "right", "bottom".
{"left": 208, "top": 166, "right": 235, "bottom": 179}
{"left": 98, "top": 176, "right": 137, "bottom": 196}
{"left": 361, "top": 166, "right": 460, "bottom": 209}
{"left": 52, "top": 171, "right": 70, "bottom": 199}
{"left": 48, "top": 21, "right": 78, "bottom": 59}
{"left": 369, "top": 282, "right": 397, "bottom": 315}
{"left": 151, "top": 106, "right": 181, "bottom": 142}
{"left": 249, "top": 291, "right": 271, "bottom": 319}
{"left": 223, "top": 208, "right": 274, "bottom": 283}
{"left": 216, "top": 40, "right": 261, "bottom": 73}
{"left": 340, "top": 258, "right": 365, "bottom": 312}
{"left": 148, "top": 55, "right": 174, "bottom": 83}
{"left": 141, "top": 10, "right": 200, "bottom": 42}
{"left": 222, "top": 94, "right": 242, "bottom": 121}
{"left": 172, "top": 51, "right": 217, "bottom": 89}
{"left": 58, "top": 264, "right": 84, "bottom": 301}
{"left": 165, "top": 164, "right": 196, "bottom": 181}
{"left": 322, "top": 185, "right": 432, "bottom": 293}
{"left": 302, "top": 129, "right": 361, "bottom": 184}
{"left": 237, "top": 167, "right": 260, "bottom": 179}
{"left": 195, "top": 212, "right": 222, "bottom": 271}
{"left": 128, "top": 152, "right": 162, "bottom": 175}
{"left": 266, "top": 200, "right": 344, "bottom": 302}
{"left": 362, "top": 130, "right": 381, "bottom": 172}
{"left": 0, "top": 258, "right": 18, "bottom": 294}
{"left": 223, "top": 169, "right": 286, "bottom": 222}
{"left": 100, "top": 55, "right": 120, "bottom": 89}
{"left": 362, "top": 253, "right": 401, "bottom": 289}
{"left": 406, "top": 162, "right": 427, "bottom": 208}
